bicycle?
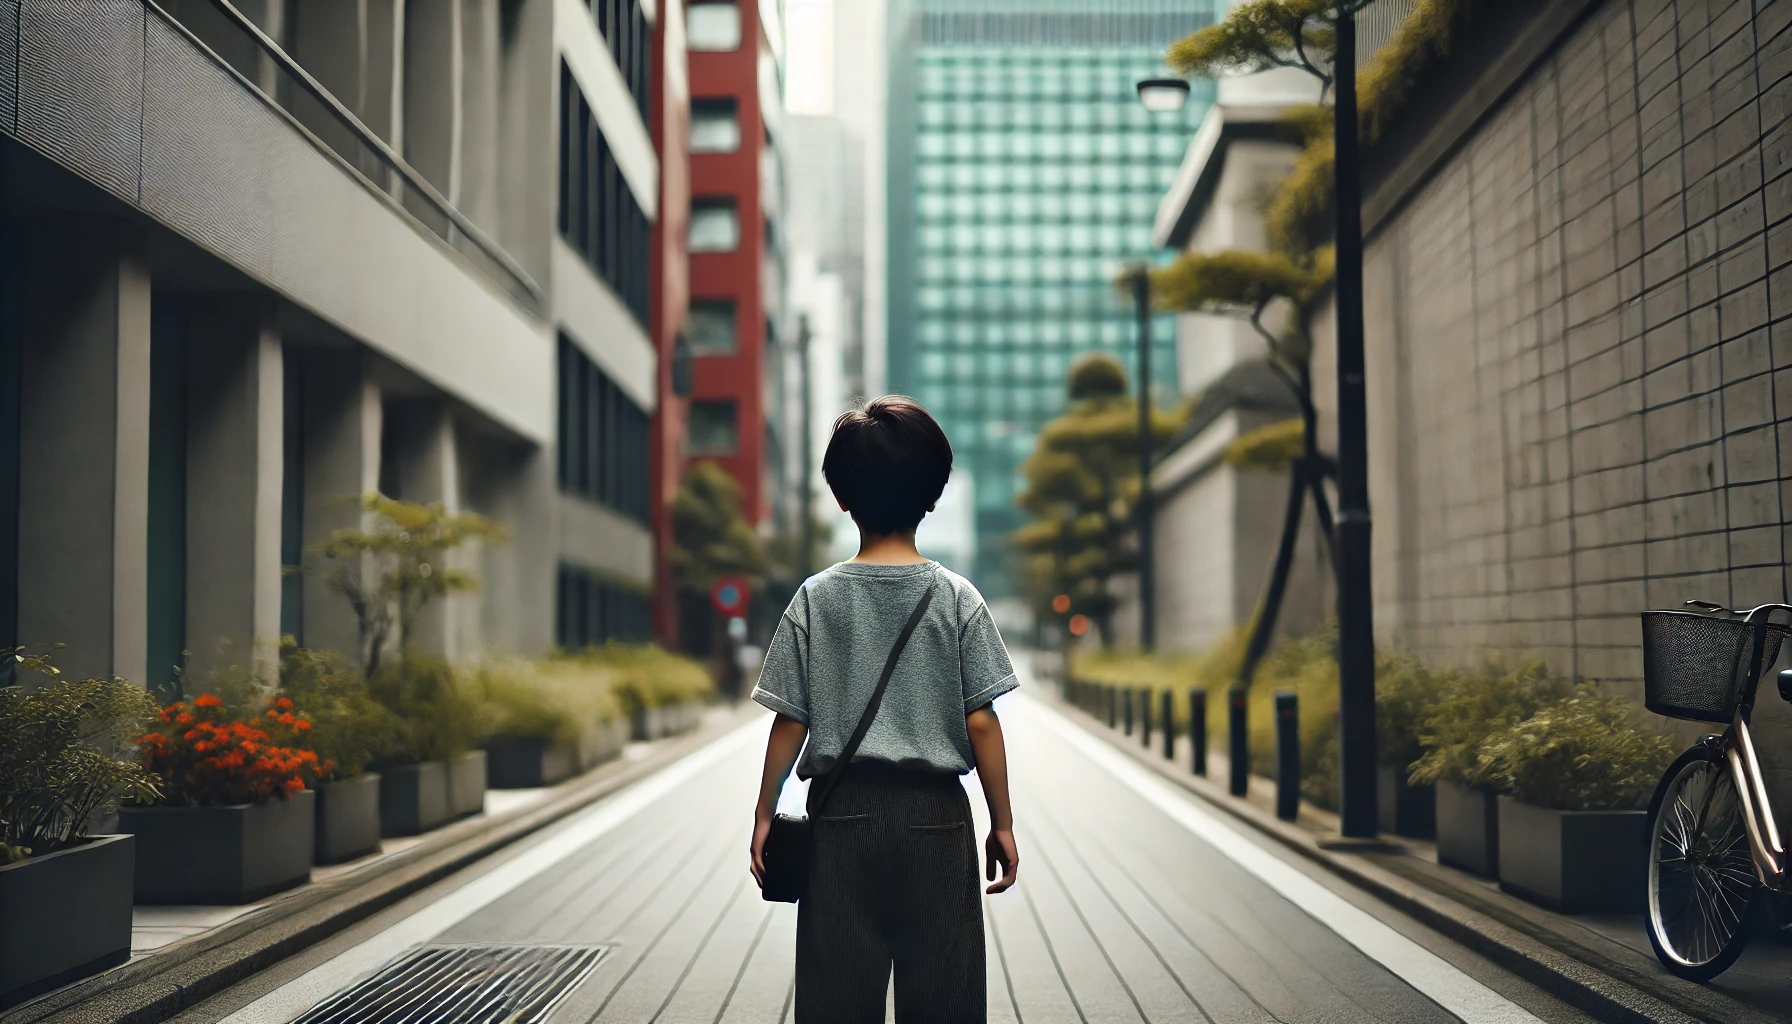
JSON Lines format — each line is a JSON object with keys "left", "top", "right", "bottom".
{"left": 1641, "top": 600, "right": 1792, "bottom": 981}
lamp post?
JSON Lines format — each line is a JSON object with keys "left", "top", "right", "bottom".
{"left": 1126, "top": 76, "right": 1186, "bottom": 653}
{"left": 797, "top": 314, "right": 815, "bottom": 580}
{"left": 1332, "top": 4, "right": 1377, "bottom": 839}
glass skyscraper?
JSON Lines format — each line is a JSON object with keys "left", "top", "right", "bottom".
{"left": 886, "top": 0, "right": 1216, "bottom": 595}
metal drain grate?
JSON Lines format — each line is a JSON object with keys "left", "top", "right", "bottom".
{"left": 292, "top": 944, "right": 608, "bottom": 1024}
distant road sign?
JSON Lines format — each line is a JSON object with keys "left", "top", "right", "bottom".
{"left": 711, "top": 576, "right": 750, "bottom": 616}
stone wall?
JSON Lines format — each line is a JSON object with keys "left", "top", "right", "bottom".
{"left": 1313, "top": 0, "right": 1792, "bottom": 696}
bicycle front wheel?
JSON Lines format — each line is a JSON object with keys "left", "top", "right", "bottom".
{"left": 1646, "top": 742, "right": 1757, "bottom": 981}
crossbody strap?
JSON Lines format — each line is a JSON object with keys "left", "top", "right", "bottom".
{"left": 810, "top": 583, "right": 937, "bottom": 815}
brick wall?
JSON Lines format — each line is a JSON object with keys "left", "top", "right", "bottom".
{"left": 1315, "top": 0, "right": 1792, "bottom": 696}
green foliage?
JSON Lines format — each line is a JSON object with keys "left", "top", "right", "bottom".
{"left": 1408, "top": 660, "right": 1571, "bottom": 788}
{"left": 1224, "top": 418, "right": 1305, "bottom": 471}
{"left": 1166, "top": 0, "right": 1336, "bottom": 83}
{"left": 306, "top": 494, "right": 507, "bottom": 677}
{"left": 277, "top": 641, "right": 405, "bottom": 780}
{"left": 366, "top": 654, "right": 485, "bottom": 765}
{"left": 1015, "top": 360, "right": 1185, "bottom": 645}
{"left": 555, "top": 643, "right": 716, "bottom": 715}
{"left": 1359, "top": 0, "right": 1471, "bottom": 140}
{"left": 671, "top": 460, "right": 769, "bottom": 596}
{"left": 1374, "top": 651, "right": 1449, "bottom": 770}
{"left": 1266, "top": 131, "right": 1336, "bottom": 256}
{"left": 1478, "top": 686, "right": 1677, "bottom": 811}
{"left": 0, "top": 648, "right": 161, "bottom": 861}
{"left": 469, "top": 660, "right": 594, "bottom": 748}
{"left": 1147, "top": 250, "right": 1327, "bottom": 315}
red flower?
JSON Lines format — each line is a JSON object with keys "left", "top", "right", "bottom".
{"left": 193, "top": 694, "right": 224, "bottom": 709}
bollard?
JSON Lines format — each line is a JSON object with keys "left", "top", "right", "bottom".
{"left": 1123, "top": 688, "right": 1134, "bottom": 735}
{"left": 1161, "top": 690, "right": 1175, "bottom": 760}
{"left": 1140, "top": 688, "right": 1152, "bottom": 748}
{"left": 1107, "top": 686, "right": 1117, "bottom": 728}
{"left": 1190, "top": 689, "right": 1207, "bottom": 776}
{"left": 1275, "top": 691, "right": 1299, "bottom": 821}
{"left": 1228, "top": 687, "right": 1248, "bottom": 797}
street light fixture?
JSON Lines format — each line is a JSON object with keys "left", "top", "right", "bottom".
{"left": 1135, "top": 77, "right": 1191, "bottom": 113}
{"left": 1124, "top": 261, "right": 1155, "bottom": 653}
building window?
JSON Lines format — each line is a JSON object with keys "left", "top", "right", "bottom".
{"left": 556, "top": 564, "right": 651, "bottom": 648}
{"left": 690, "top": 98, "right": 740, "bottom": 153}
{"left": 686, "top": 300, "right": 738, "bottom": 355}
{"left": 557, "top": 333, "right": 651, "bottom": 522}
{"left": 687, "top": 400, "right": 739, "bottom": 455}
{"left": 593, "top": 0, "right": 650, "bottom": 118}
{"left": 559, "top": 63, "right": 652, "bottom": 326}
{"left": 689, "top": 199, "right": 740, "bottom": 252}
{"left": 687, "top": 1, "right": 741, "bottom": 50}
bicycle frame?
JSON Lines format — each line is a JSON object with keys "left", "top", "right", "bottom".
{"left": 1705, "top": 601, "right": 1792, "bottom": 889}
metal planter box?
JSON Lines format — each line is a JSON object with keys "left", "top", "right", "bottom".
{"left": 379, "top": 761, "right": 449, "bottom": 837}
{"left": 314, "top": 773, "right": 382, "bottom": 865}
{"left": 119, "top": 791, "right": 314, "bottom": 904}
{"left": 447, "top": 750, "right": 487, "bottom": 818}
{"left": 1436, "top": 780, "right": 1500, "bottom": 877}
{"left": 0, "top": 835, "right": 134, "bottom": 1008}
{"left": 485, "top": 737, "right": 580, "bottom": 789}
{"left": 1496, "top": 796, "right": 1646, "bottom": 913}
{"left": 1377, "top": 766, "right": 1436, "bottom": 839}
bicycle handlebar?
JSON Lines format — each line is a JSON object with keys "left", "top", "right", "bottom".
{"left": 1683, "top": 600, "right": 1792, "bottom": 624}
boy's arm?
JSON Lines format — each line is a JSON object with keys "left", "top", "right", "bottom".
{"left": 967, "top": 705, "right": 1019, "bottom": 894}
{"left": 749, "top": 713, "right": 808, "bottom": 887}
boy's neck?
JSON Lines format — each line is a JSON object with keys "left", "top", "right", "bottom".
{"left": 850, "top": 528, "right": 929, "bottom": 565}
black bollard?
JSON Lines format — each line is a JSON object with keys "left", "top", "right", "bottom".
{"left": 1228, "top": 687, "right": 1248, "bottom": 797}
{"left": 1275, "top": 691, "right": 1299, "bottom": 821}
{"left": 1162, "top": 690, "right": 1175, "bottom": 760}
{"left": 1140, "top": 688, "right": 1152, "bottom": 747}
{"left": 1107, "top": 686, "right": 1117, "bottom": 728}
{"left": 1190, "top": 689, "right": 1207, "bottom": 776}
{"left": 1123, "top": 688, "right": 1134, "bottom": 735}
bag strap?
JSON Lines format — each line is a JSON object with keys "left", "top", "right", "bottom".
{"left": 811, "top": 583, "right": 937, "bottom": 815}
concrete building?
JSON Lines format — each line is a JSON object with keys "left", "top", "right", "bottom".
{"left": 0, "top": 0, "right": 684, "bottom": 695}
{"left": 883, "top": 0, "right": 1216, "bottom": 595}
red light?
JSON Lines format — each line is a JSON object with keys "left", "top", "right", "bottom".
{"left": 1068, "top": 614, "right": 1090, "bottom": 637}
{"left": 1051, "top": 594, "right": 1072, "bottom": 614}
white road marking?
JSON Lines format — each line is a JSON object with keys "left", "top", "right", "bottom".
{"left": 1025, "top": 696, "right": 1545, "bottom": 1024}
{"left": 222, "top": 719, "right": 767, "bottom": 1024}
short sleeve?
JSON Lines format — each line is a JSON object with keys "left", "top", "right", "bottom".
{"left": 960, "top": 601, "right": 1018, "bottom": 712}
{"left": 752, "top": 601, "right": 810, "bottom": 723}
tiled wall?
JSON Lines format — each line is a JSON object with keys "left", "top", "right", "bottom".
{"left": 1319, "top": 0, "right": 1792, "bottom": 694}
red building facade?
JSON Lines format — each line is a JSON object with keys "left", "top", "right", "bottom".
{"left": 651, "top": 0, "right": 693, "bottom": 647}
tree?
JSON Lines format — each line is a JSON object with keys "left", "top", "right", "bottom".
{"left": 1014, "top": 354, "right": 1182, "bottom": 648}
{"left": 305, "top": 494, "right": 506, "bottom": 678}
{"left": 669, "top": 460, "right": 768, "bottom": 598}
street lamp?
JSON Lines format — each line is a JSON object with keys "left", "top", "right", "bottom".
{"left": 1136, "top": 77, "right": 1191, "bottom": 113}
{"left": 1123, "top": 260, "right": 1155, "bottom": 652}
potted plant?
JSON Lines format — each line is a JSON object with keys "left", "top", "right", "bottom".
{"left": 591, "top": 643, "right": 714, "bottom": 741}
{"left": 474, "top": 660, "right": 622, "bottom": 788}
{"left": 1480, "top": 686, "right": 1675, "bottom": 913}
{"left": 1410, "top": 661, "right": 1568, "bottom": 877}
{"left": 367, "top": 654, "right": 485, "bottom": 834}
{"left": 124, "top": 694, "right": 320, "bottom": 903}
{"left": 1374, "top": 654, "right": 1443, "bottom": 838}
{"left": 278, "top": 643, "right": 404, "bottom": 864}
{"left": 0, "top": 649, "right": 160, "bottom": 1007}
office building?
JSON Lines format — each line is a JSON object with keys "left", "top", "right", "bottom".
{"left": 885, "top": 0, "right": 1216, "bottom": 594}
{"left": 0, "top": 0, "right": 684, "bottom": 691}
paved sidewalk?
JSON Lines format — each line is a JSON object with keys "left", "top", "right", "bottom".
{"left": 186, "top": 680, "right": 1605, "bottom": 1023}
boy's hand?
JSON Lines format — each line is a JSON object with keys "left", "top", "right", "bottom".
{"left": 984, "top": 828, "right": 1019, "bottom": 894}
{"left": 749, "top": 813, "right": 772, "bottom": 888}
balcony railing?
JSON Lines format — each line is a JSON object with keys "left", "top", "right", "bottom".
{"left": 152, "top": 0, "right": 543, "bottom": 313}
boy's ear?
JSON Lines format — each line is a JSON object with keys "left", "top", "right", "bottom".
{"left": 836, "top": 496, "right": 850, "bottom": 513}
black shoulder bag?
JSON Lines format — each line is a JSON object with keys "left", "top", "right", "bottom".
{"left": 760, "top": 586, "right": 936, "bottom": 903}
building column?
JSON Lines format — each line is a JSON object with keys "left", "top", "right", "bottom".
{"left": 183, "top": 301, "right": 284, "bottom": 683}
{"left": 15, "top": 225, "right": 152, "bottom": 687}
{"left": 386, "top": 400, "right": 466, "bottom": 661}
{"left": 301, "top": 351, "right": 383, "bottom": 665}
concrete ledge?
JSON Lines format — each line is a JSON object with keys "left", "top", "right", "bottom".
{"left": 1, "top": 704, "right": 757, "bottom": 1024}
{"left": 1050, "top": 694, "right": 1772, "bottom": 1024}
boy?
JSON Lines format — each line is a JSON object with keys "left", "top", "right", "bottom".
{"left": 748, "top": 395, "right": 1019, "bottom": 1023}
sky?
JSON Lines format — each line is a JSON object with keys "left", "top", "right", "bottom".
{"left": 785, "top": 0, "right": 835, "bottom": 115}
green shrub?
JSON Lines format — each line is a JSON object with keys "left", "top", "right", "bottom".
{"left": 1375, "top": 651, "right": 1450, "bottom": 771}
{"left": 366, "top": 653, "right": 484, "bottom": 764}
{"left": 1477, "top": 686, "right": 1676, "bottom": 811}
{"left": 1408, "top": 660, "right": 1570, "bottom": 789}
{"left": 277, "top": 642, "right": 406, "bottom": 779}
{"left": 555, "top": 643, "right": 714, "bottom": 714}
{"left": 0, "top": 648, "right": 162, "bottom": 861}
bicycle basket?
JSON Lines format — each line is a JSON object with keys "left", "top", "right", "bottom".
{"left": 1640, "top": 610, "right": 1789, "bottom": 722}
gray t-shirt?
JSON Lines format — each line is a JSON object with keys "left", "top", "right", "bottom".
{"left": 752, "top": 560, "right": 1017, "bottom": 778}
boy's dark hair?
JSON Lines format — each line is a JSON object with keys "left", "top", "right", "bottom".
{"left": 822, "top": 396, "right": 952, "bottom": 535}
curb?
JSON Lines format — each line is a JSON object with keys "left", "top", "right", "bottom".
{"left": 3, "top": 706, "right": 762, "bottom": 1024}
{"left": 1049, "top": 694, "right": 1768, "bottom": 1024}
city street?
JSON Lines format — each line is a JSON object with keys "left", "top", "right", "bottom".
{"left": 185, "top": 677, "right": 1599, "bottom": 1024}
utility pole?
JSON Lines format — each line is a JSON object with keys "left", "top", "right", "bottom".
{"left": 1129, "top": 262, "right": 1156, "bottom": 651}
{"left": 797, "top": 315, "right": 815, "bottom": 579}
{"left": 1332, "top": 5, "right": 1377, "bottom": 838}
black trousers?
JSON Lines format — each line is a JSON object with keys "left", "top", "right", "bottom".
{"left": 796, "top": 762, "right": 985, "bottom": 1023}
